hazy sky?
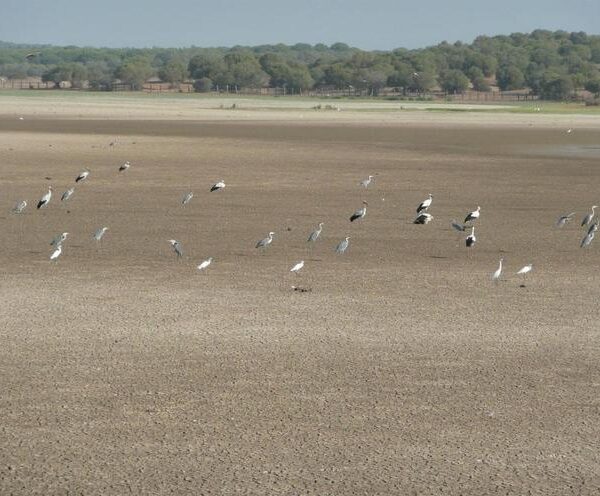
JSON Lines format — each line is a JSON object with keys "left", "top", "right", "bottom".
{"left": 3, "top": 0, "right": 599, "bottom": 50}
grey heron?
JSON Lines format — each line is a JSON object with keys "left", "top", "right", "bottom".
{"left": 61, "top": 187, "right": 74, "bottom": 202}
{"left": 360, "top": 175, "right": 374, "bottom": 188}
{"left": 37, "top": 186, "right": 52, "bottom": 209}
{"left": 416, "top": 194, "right": 433, "bottom": 214}
{"left": 168, "top": 239, "right": 183, "bottom": 258}
{"left": 451, "top": 220, "right": 466, "bottom": 232}
{"left": 580, "top": 230, "right": 595, "bottom": 248}
{"left": 11, "top": 200, "right": 27, "bottom": 214}
{"left": 290, "top": 260, "right": 305, "bottom": 274}
{"left": 335, "top": 236, "right": 350, "bottom": 254}
{"left": 210, "top": 180, "right": 226, "bottom": 192}
{"left": 587, "top": 222, "right": 598, "bottom": 236}
{"left": 197, "top": 257, "right": 213, "bottom": 271}
{"left": 464, "top": 206, "right": 480, "bottom": 223}
{"left": 492, "top": 258, "right": 504, "bottom": 283}
{"left": 307, "top": 223, "right": 324, "bottom": 243}
{"left": 51, "top": 232, "right": 69, "bottom": 247}
{"left": 75, "top": 169, "right": 90, "bottom": 183}
{"left": 256, "top": 232, "right": 275, "bottom": 249}
{"left": 93, "top": 227, "right": 108, "bottom": 241}
{"left": 581, "top": 206, "right": 598, "bottom": 227}
{"left": 50, "top": 245, "right": 62, "bottom": 261}
{"left": 350, "top": 201, "right": 368, "bottom": 222}
{"left": 414, "top": 212, "right": 433, "bottom": 224}
{"left": 181, "top": 192, "right": 193, "bottom": 205}
{"left": 556, "top": 212, "right": 575, "bottom": 227}
{"left": 466, "top": 227, "right": 476, "bottom": 248}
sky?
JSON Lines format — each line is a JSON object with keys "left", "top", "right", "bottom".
{"left": 2, "top": 0, "right": 599, "bottom": 50}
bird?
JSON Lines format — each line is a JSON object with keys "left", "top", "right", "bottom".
{"left": 75, "top": 169, "right": 90, "bottom": 183}
{"left": 360, "top": 175, "right": 374, "bottom": 188}
{"left": 567, "top": 128, "right": 573, "bottom": 134}
{"left": 414, "top": 212, "right": 433, "bottom": 224}
{"left": 335, "top": 236, "right": 350, "bottom": 254}
{"left": 50, "top": 232, "right": 69, "bottom": 247}
{"left": 210, "top": 180, "right": 226, "bottom": 192}
{"left": 197, "top": 257, "right": 213, "bottom": 271}
{"left": 50, "top": 245, "right": 62, "bottom": 261}
{"left": 556, "top": 212, "right": 575, "bottom": 227}
{"left": 93, "top": 227, "right": 108, "bottom": 241}
{"left": 290, "top": 260, "right": 305, "bottom": 274}
{"left": 37, "top": 186, "right": 52, "bottom": 209}
{"left": 256, "top": 232, "right": 275, "bottom": 249}
{"left": 516, "top": 264, "right": 533, "bottom": 286}
{"left": 61, "top": 187, "right": 75, "bottom": 202}
{"left": 492, "top": 258, "right": 504, "bottom": 283}
{"left": 350, "top": 201, "right": 368, "bottom": 222}
{"left": 581, "top": 206, "right": 598, "bottom": 227}
{"left": 11, "top": 200, "right": 27, "bottom": 214}
{"left": 465, "top": 227, "right": 476, "bottom": 248}
{"left": 464, "top": 206, "right": 481, "bottom": 224}
{"left": 181, "top": 192, "right": 193, "bottom": 205}
{"left": 168, "top": 239, "right": 183, "bottom": 258}
{"left": 119, "top": 161, "right": 130, "bottom": 172}
{"left": 416, "top": 194, "right": 433, "bottom": 214}
{"left": 451, "top": 220, "right": 466, "bottom": 232}
{"left": 588, "top": 222, "right": 598, "bottom": 236}
{"left": 307, "top": 223, "right": 324, "bottom": 243}
{"left": 580, "top": 231, "right": 595, "bottom": 248}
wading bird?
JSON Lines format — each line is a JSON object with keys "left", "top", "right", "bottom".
{"left": 37, "top": 186, "right": 52, "bottom": 209}
{"left": 168, "top": 239, "right": 183, "bottom": 258}
{"left": 290, "top": 260, "right": 305, "bottom": 274}
{"left": 210, "top": 180, "right": 226, "bottom": 192}
{"left": 51, "top": 232, "right": 69, "bottom": 247}
{"left": 581, "top": 206, "right": 598, "bottom": 227}
{"left": 464, "top": 206, "right": 481, "bottom": 224}
{"left": 256, "top": 232, "right": 275, "bottom": 249}
{"left": 416, "top": 194, "right": 433, "bottom": 214}
{"left": 75, "top": 169, "right": 90, "bottom": 183}
{"left": 451, "top": 220, "right": 466, "bottom": 232}
{"left": 181, "top": 192, "right": 193, "bottom": 205}
{"left": 119, "top": 161, "right": 130, "bottom": 172}
{"left": 360, "top": 175, "right": 374, "bottom": 188}
{"left": 307, "top": 223, "right": 324, "bottom": 243}
{"left": 516, "top": 264, "right": 533, "bottom": 286}
{"left": 492, "top": 258, "right": 504, "bottom": 283}
{"left": 556, "top": 212, "right": 575, "bottom": 227}
{"left": 197, "top": 257, "right": 213, "bottom": 271}
{"left": 50, "top": 245, "right": 62, "bottom": 261}
{"left": 11, "top": 200, "right": 27, "bottom": 214}
{"left": 466, "top": 227, "right": 476, "bottom": 248}
{"left": 350, "top": 201, "right": 368, "bottom": 222}
{"left": 414, "top": 212, "right": 433, "bottom": 224}
{"left": 335, "top": 236, "right": 350, "bottom": 254}
{"left": 93, "top": 227, "right": 108, "bottom": 241}
{"left": 580, "top": 230, "right": 595, "bottom": 248}
{"left": 61, "top": 187, "right": 74, "bottom": 202}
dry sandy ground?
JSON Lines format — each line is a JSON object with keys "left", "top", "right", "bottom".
{"left": 1, "top": 98, "right": 600, "bottom": 494}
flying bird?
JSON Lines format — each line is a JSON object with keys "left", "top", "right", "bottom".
{"left": 335, "top": 236, "right": 350, "bottom": 254}
{"left": 50, "top": 245, "right": 62, "bottom": 261}
{"left": 168, "top": 239, "right": 183, "bottom": 258}
{"left": 75, "top": 169, "right": 90, "bottom": 183}
{"left": 360, "top": 175, "right": 374, "bottom": 188}
{"left": 556, "top": 212, "right": 575, "bottom": 227}
{"left": 581, "top": 206, "right": 598, "bottom": 227}
{"left": 51, "top": 232, "right": 69, "bottom": 247}
{"left": 37, "top": 186, "right": 52, "bottom": 209}
{"left": 414, "top": 212, "right": 433, "bottom": 224}
{"left": 119, "top": 161, "right": 130, "bottom": 172}
{"left": 11, "top": 200, "right": 27, "bottom": 214}
{"left": 256, "top": 232, "right": 275, "bottom": 249}
{"left": 350, "top": 201, "right": 368, "bottom": 222}
{"left": 492, "top": 258, "right": 504, "bottom": 283}
{"left": 181, "top": 192, "right": 193, "bottom": 205}
{"left": 416, "top": 194, "right": 433, "bottom": 214}
{"left": 307, "top": 223, "right": 324, "bottom": 243}
{"left": 210, "top": 180, "right": 226, "bottom": 192}
{"left": 93, "top": 227, "right": 108, "bottom": 241}
{"left": 464, "top": 206, "right": 481, "bottom": 224}
{"left": 61, "top": 187, "right": 75, "bottom": 202}
{"left": 290, "top": 260, "right": 305, "bottom": 274}
{"left": 465, "top": 227, "right": 476, "bottom": 248}
{"left": 197, "top": 257, "right": 213, "bottom": 271}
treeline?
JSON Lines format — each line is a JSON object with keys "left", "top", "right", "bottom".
{"left": 1, "top": 30, "right": 600, "bottom": 99}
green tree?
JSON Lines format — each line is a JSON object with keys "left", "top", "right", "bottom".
{"left": 438, "top": 69, "right": 470, "bottom": 94}
{"left": 116, "top": 59, "right": 153, "bottom": 90}
{"left": 466, "top": 67, "right": 490, "bottom": 91}
{"left": 159, "top": 60, "right": 188, "bottom": 84}
{"left": 584, "top": 77, "right": 600, "bottom": 97}
{"left": 539, "top": 72, "right": 574, "bottom": 100}
{"left": 496, "top": 65, "right": 525, "bottom": 90}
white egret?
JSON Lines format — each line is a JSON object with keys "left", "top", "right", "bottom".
{"left": 197, "top": 257, "right": 213, "bottom": 271}
{"left": 517, "top": 264, "right": 533, "bottom": 286}
{"left": 290, "top": 260, "right": 305, "bottom": 274}
{"left": 492, "top": 258, "right": 504, "bottom": 283}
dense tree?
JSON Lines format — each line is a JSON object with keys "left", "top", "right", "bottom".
{"left": 438, "top": 69, "right": 470, "bottom": 94}
{"left": 116, "top": 58, "right": 154, "bottom": 89}
{"left": 496, "top": 65, "right": 525, "bottom": 90}
{"left": 539, "top": 72, "right": 574, "bottom": 100}
{"left": 159, "top": 60, "right": 188, "bottom": 84}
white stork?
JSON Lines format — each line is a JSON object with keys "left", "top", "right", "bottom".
{"left": 464, "top": 206, "right": 480, "bottom": 223}
{"left": 416, "top": 194, "right": 433, "bottom": 214}
{"left": 414, "top": 212, "right": 433, "bottom": 224}
{"left": 37, "top": 186, "right": 52, "bottom": 209}
{"left": 75, "top": 169, "right": 90, "bottom": 183}
{"left": 350, "top": 201, "right": 368, "bottom": 222}
{"left": 465, "top": 227, "right": 476, "bottom": 248}
{"left": 210, "top": 180, "right": 226, "bottom": 192}
{"left": 119, "top": 161, "right": 130, "bottom": 172}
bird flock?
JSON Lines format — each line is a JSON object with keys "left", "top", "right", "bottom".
{"left": 9, "top": 164, "right": 597, "bottom": 288}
